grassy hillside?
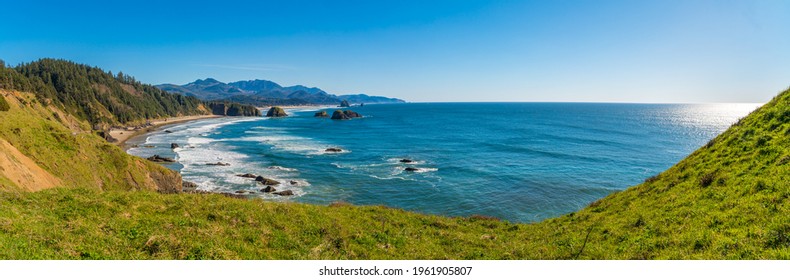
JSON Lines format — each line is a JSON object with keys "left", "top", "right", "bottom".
{"left": 521, "top": 87, "right": 790, "bottom": 259}
{"left": 0, "top": 90, "right": 180, "bottom": 193}
{"left": 0, "top": 84, "right": 787, "bottom": 259}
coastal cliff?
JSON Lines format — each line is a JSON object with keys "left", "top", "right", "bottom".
{"left": 0, "top": 90, "right": 181, "bottom": 192}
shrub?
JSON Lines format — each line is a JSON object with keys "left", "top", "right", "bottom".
{"left": 0, "top": 95, "right": 9, "bottom": 111}
{"left": 765, "top": 224, "right": 790, "bottom": 249}
{"left": 756, "top": 135, "right": 772, "bottom": 147}
{"left": 644, "top": 175, "right": 659, "bottom": 183}
{"left": 699, "top": 172, "right": 716, "bottom": 187}
{"left": 705, "top": 139, "right": 715, "bottom": 149}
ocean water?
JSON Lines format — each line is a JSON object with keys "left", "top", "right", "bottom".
{"left": 127, "top": 103, "right": 759, "bottom": 223}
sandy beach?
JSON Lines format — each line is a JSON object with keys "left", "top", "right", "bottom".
{"left": 110, "top": 115, "right": 222, "bottom": 147}
{"left": 113, "top": 106, "right": 329, "bottom": 149}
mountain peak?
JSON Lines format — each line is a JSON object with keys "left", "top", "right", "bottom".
{"left": 228, "top": 79, "right": 283, "bottom": 92}
{"left": 194, "top": 78, "right": 221, "bottom": 85}
{"left": 157, "top": 78, "right": 405, "bottom": 105}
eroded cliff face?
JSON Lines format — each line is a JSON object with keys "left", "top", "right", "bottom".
{"left": 0, "top": 138, "right": 62, "bottom": 191}
{"left": 134, "top": 160, "right": 182, "bottom": 193}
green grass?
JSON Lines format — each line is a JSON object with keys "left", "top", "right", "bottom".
{"left": 0, "top": 188, "right": 530, "bottom": 259}
{"left": 0, "top": 87, "right": 789, "bottom": 259}
{"left": 0, "top": 94, "right": 9, "bottom": 111}
{"left": 0, "top": 91, "right": 179, "bottom": 192}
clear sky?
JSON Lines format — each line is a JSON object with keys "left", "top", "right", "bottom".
{"left": 2, "top": 0, "right": 789, "bottom": 103}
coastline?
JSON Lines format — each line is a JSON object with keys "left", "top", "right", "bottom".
{"left": 118, "top": 106, "right": 331, "bottom": 151}
{"left": 111, "top": 115, "right": 222, "bottom": 149}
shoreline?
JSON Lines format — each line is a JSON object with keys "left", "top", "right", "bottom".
{"left": 111, "top": 115, "right": 223, "bottom": 149}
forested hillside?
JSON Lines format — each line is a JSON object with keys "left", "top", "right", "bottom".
{"left": 0, "top": 59, "right": 259, "bottom": 128}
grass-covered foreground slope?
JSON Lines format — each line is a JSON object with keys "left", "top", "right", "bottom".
{"left": 0, "top": 85, "right": 788, "bottom": 259}
{"left": 0, "top": 90, "right": 180, "bottom": 193}
{"left": 0, "top": 189, "right": 526, "bottom": 259}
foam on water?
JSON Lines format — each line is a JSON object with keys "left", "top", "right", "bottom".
{"left": 267, "top": 166, "right": 299, "bottom": 172}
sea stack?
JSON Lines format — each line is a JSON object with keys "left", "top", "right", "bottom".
{"left": 344, "top": 110, "right": 362, "bottom": 118}
{"left": 314, "top": 111, "right": 329, "bottom": 117}
{"left": 266, "top": 106, "right": 288, "bottom": 117}
{"left": 330, "top": 110, "right": 362, "bottom": 120}
{"left": 340, "top": 100, "right": 350, "bottom": 107}
{"left": 331, "top": 110, "right": 349, "bottom": 120}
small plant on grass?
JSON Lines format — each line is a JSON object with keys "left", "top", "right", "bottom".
{"left": 0, "top": 96, "right": 10, "bottom": 111}
{"left": 699, "top": 172, "right": 716, "bottom": 187}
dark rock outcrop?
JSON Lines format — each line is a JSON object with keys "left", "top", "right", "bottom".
{"left": 325, "top": 148, "right": 343, "bottom": 152}
{"left": 340, "top": 100, "right": 350, "bottom": 107}
{"left": 211, "top": 103, "right": 227, "bottom": 115}
{"left": 260, "top": 186, "right": 277, "bottom": 193}
{"left": 182, "top": 181, "right": 199, "bottom": 193}
{"left": 330, "top": 110, "right": 362, "bottom": 120}
{"left": 97, "top": 130, "right": 118, "bottom": 143}
{"left": 399, "top": 159, "right": 414, "bottom": 163}
{"left": 255, "top": 176, "right": 280, "bottom": 185}
{"left": 314, "top": 111, "right": 328, "bottom": 117}
{"left": 331, "top": 110, "right": 350, "bottom": 120}
{"left": 147, "top": 155, "right": 176, "bottom": 163}
{"left": 206, "top": 162, "right": 230, "bottom": 166}
{"left": 209, "top": 102, "right": 261, "bottom": 116}
{"left": 344, "top": 110, "right": 362, "bottom": 118}
{"left": 289, "top": 180, "right": 298, "bottom": 185}
{"left": 405, "top": 167, "right": 419, "bottom": 172}
{"left": 237, "top": 173, "right": 258, "bottom": 178}
{"left": 150, "top": 167, "right": 183, "bottom": 194}
{"left": 266, "top": 106, "right": 288, "bottom": 117}
{"left": 171, "top": 143, "right": 179, "bottom": 149}
{"left": 164, "top": 130, "right": 173, "bottom": 133}
{"left": 273, "top": 190, "right": 294, "bottom": 196}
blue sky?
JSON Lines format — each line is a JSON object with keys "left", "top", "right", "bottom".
{"left": 2, "top": 0, "right": 789, "bottom": 102}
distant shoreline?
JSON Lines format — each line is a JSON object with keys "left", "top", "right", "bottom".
{"left": 111, "top": 115, "right": 222, "bottom": 149}
{"left": 117, "top": 106, "right": 334, "bottom": 151}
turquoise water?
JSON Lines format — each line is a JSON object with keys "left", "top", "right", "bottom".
{"left": 127, "top": 103, "right": 758, "bottom": 222}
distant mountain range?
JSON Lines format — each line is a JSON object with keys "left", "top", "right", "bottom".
{"left": 156, "top": 78, "right": 405, "bottom": 106}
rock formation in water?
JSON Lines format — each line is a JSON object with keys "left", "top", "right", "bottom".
{"left": 266, "top": 106, "right": 288, "bottom": 117}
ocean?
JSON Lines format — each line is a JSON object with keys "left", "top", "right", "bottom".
{"left": 127, "top": 103, "right": 759, "bottom": 223}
